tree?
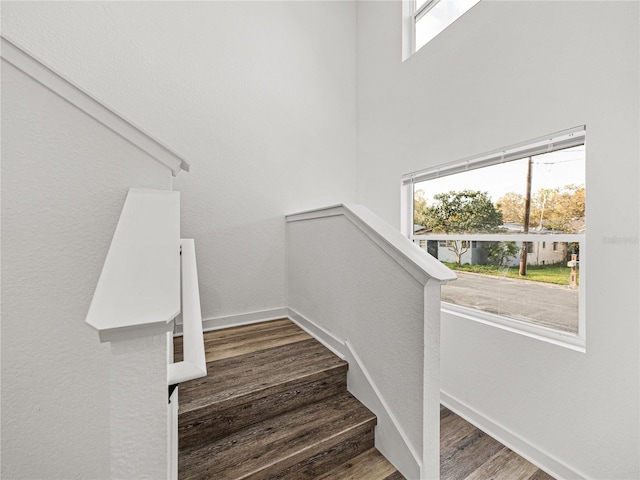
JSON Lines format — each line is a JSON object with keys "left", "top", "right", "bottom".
{"left": 413, "top": 190, "right": 430, "bottom": 228}
{"left": 532, "top": 185, "right": 585, "bottom": 232}
{"left": 419, "top": 190, "right": 504, "bottom": 265}
{"left": 496, "top": 192, "right": 525, "bottom": 223}
{"left": 497, "top": 184, "right": 585, "bottom": 233}
{"left": 423, "top": 190, "right": 504, "bottom": 233}
{"left": 484, "top": 241, "right": 520, "bottom": 266}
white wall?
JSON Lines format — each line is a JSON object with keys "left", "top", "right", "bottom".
{"left": 1, "top": 61, "right": 171, "bottom": 478}
{"left": 356, "top": 1, "right": 639, "bottom": 478}
{"left": 287, "top": 213, "right": 428, "bottom": 479}
{"left": 1, "top": 1, "right": 357, "bottom": 322}
{"left": 5, "top": 1, "right": 638, "bottom": 478}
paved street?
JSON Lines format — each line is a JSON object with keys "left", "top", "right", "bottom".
{"left": 442, "top": 271, "right": 579, "bottom": 333}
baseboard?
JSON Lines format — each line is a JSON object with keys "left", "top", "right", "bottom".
{"left": 173, "top": 307, "right": 289, "bottom": 335}
{"left": 440, "top": 391, "right": 586, "bottom": 480}
{"left": 286, "top": 308, "right": 347, "bottom": 360}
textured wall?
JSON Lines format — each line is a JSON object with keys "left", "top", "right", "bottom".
{"left": 110, "top": 333, "right": 169, "bottom": 479}
{"left": 1, "top": 1, "right": 358, "bottom": 322}
{"left": 1, "top": 61, "right": 171, "bottom": 478}
{"left": 356, "top": 1, "right": 639, "bottom": 478}
{"left": 288, "top": 215, "right": 426, "bottom": 468}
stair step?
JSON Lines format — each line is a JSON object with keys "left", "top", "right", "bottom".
{"left": 174, "top": 318, "right": 312, "bottom": 363}
{"left": 316, "top": 448, "right": 405, "bottom": 480}
{"left": 178, "top": 338, "right": 348, "bottom": 448}
{"left": 178, "top": 391, "right": 376, "bottom": 480}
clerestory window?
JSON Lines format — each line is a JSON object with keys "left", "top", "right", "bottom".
{"left": 403, "top": 0, "right": 481, "bottom": 59}
{"left": 401, "top": 126, "right": 586, "bottom": 350}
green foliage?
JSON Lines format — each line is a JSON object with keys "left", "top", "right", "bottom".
{"left": 414, "top": 190, "right": 430, "bottom": 228}
{"left": 495, "top": 192, "right": 524, "bottom": 223}
{"left": 483, "top": 241, "right": 520, "bottom": 266}
{"left": 442, "top": 262, "right": 577, "bottom": 286}
{"left": 497, "top": 184, "right": 585, "bottom": 232}
{"left": 417, "top": 190, "right": 504, "bottom": 234}
{"left": 415, "top": 190, "right": 505, "bottom": 265}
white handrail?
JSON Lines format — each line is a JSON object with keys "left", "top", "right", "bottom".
{"left": 168, "top": 239, "right": 207, "bottom": 385}
{"left": 86, "top": 189, "right": 181, "bottom": 343}
{"left": 287, "top": 204, "right": 457, "bottom": 285}
{"left": 0, "top": 35, "right": 190, "bottom": 176}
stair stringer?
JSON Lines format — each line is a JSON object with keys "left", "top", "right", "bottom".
{"left": 288, "top": 308, "right": 421, "bottom": 480}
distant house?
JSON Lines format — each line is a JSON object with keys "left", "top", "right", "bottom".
{"left": 503, "top": 240, "right": 567, "bottom": 267}
{"left": 431, "top": 240, "right": 488, "bottom": 265}
{"left": 414, "top": 222, "right": 569, "bottom": 266}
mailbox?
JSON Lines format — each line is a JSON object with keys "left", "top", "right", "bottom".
{"left": 568, "top": 254, "right": 578, "bottom": 287}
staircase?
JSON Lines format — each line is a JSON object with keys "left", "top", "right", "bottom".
{"left": 174, "top": 319, "right": 404, "bottom": 479}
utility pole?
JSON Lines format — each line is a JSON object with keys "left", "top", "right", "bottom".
{"left": 519, "top": 157, "right": 533, "bottom": 276}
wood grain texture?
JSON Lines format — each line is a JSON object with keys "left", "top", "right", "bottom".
{"left": 316, "top": 448, "right": 399, "bottom": 480}
{"left": 179, "top": 338, "right": 346, "bottom": 413}
{"left": 176, "top": 319, "right": 403, "bottom": 479}
{"left": 441, "top": 409, "right": 478, "bottom": 451}
{"left": 178, "top": 391, "right": 376, "bottom": 480}
{"left": 176, "top": 321, "right": 556, "bottom": 480}
{"left": 441, "top": 428, "right": 505, "bottom": 479}
{"left": 441, "top": 406, "right": 556, "bottom": 480}
{"left": 174, "top": 318, "right": 312, "bottom": 363}
{"left": 383, "top": 472, "right": 407, "bottom": 480}
{"left": 178, "top": 339, "right": 348, "bottom": 448}
{"left": 465, "top": 448, "right": 540, "bottom": 480}
{"left": 528, "top": 469, "right": 555, "bottom": 480}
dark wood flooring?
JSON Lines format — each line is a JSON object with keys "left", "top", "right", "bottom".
{"left": 441, "top": 406, "right": 555, "bottom": 480}
{"left": 175, "top": 319, "right": 401, "bottom": 479}
{"left": 175, "top": 319, "right": 554, "bottom": 479}
{"left": 173, "top": 318, "right": 312, "bottom": 363}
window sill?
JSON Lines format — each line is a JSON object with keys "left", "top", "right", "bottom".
{"left": 441, "top": 302, "right": 586, "bottom": 353}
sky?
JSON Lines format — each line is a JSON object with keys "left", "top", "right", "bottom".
{"left": 415, "top": 146, "right": 586, "bottom": 205}
{"left": 415, "top": 0, "right": 481, "bottom": 50}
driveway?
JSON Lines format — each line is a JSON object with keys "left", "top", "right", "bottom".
{"left": 441, "top": 271, "right": 579, "bottom": 333}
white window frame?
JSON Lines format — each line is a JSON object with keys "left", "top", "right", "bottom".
{"left": 401, "top": 126, "right": 587, "bottom": 351}
{"left": 402, "top": 0, "right": 481, "bottom": 60}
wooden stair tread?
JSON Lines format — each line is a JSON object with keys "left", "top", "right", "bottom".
{"left": 178, "top": 391, "right": 376, "bottom": 480}
{"left": 177, "top": 320, "right": 397, "bottom": 480}
{"left": 174, "top": 318, "right": 312, "bottom": 363}
{"left": 316, "top": 448, "right": 405, "bottom": 480}
{"left": 178, "top": 338, "right": 347, "bottom": 414}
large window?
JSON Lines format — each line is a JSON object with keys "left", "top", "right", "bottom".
{"left": 402, "top": 127, "right": 586, "bottom": 350}
{"left": 404, "top": 0, "right": 481, "bottom": 58}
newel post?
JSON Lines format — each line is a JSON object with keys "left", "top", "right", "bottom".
{"left": 109, "top": 333, "right": 171, "bottom": 479}
{"left": 422, "top": 277, "right": 442, "bottom": 480}
{"left": 85, "top": 189, "right": 181, "bottom": 479}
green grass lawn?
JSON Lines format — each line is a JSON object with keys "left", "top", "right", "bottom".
{"left": 442, "top": 262, "right": 578, "bottom": 286}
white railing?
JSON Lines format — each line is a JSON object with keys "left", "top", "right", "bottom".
{"left": 85, "top": 188, "right": 207, "bottom": 480}
{"left": 168, "top": 239, "right": 207, "bottom": 385}
{"left": 286, "top": 204, "right": 455, "bottom": 480}
{"left": 412, "top": 233, "right": 585, "bottom": 242}
{"left": 288, "top": 204, "right": 456, "bottom": 284}
{"left": 86, "top": 189, "right": 181, "bottom": 342}
{"left": 1, "top": 35, "right": 190, "bottom": 177}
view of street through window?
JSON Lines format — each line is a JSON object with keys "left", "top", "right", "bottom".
{"left": 412, "top": 142, "right": 585, "bottom": 334}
